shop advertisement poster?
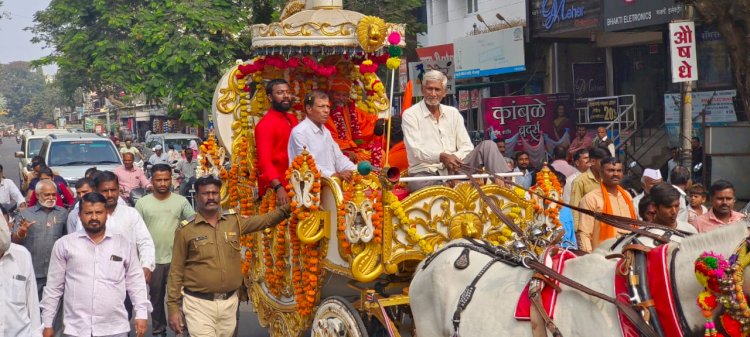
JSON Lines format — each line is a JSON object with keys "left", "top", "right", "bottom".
{"left": 663, "top": 90, "right": 737, "bottom": 146}
{"left": 572, "top": 62, "right": 607, "bottom": 107}
{"left": 410, "top": 44, "right": 455, "bottom": 96}
{"left": 454, "top": 27, "right": 526, "bottom": 79}
{"left": 587, "top": 97, "right": 620, "bottom": 123}
{"left": 483, "top": 93, "right": 574, "bottom": 143}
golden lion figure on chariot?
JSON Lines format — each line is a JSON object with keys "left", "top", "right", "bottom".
{"left": 201, "top": 1, "right": 750, "bottom": 337}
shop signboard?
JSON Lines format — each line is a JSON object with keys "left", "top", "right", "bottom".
{"left": 454, "top": 27, "right": 525, "bottom": 79}
{"left": 669, "top": 21, "right": 698, "bottom": 83}
{"left": 483, "top": 93, "right": 573, "bottom": 144}
{"left": 572, "top": 62, "right": 607, "bottom": 107}
{"left": 530, "top": 0, "right": 600, "bottom": 37}
{"left": 458, "top": 90, "right": 470, "bottom": 111}
{"left": 587, "top": 97, "right": 619, "bottom": 123}
{"left": 603, "top": 0, "right": 683, "bottom": 32}
{"left": 409, "top": 44, "right": 455, "bottom": 97}
{"left": 663, "top": 90, "right": 738, "bottom": 147}
{"left": 408, "top": 60, "right": 455, "bottom": 97}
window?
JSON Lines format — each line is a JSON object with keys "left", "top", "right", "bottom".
{"left": 27, "top": 139, "right": 43, "bottom": 158}
{"left": 164, "top": 138, "right": 202, "bottom": 152}
{"left": 467, "top": 0, "right": 479, "bottom": 14}
{"left": 48, "top": 141, "right": 121, "bottom": 166}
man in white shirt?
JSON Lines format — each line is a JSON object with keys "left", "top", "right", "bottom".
{"left": 632, "top": 168, "right": 663, "bottom": 219}
{"left": 593, "top": 126, "right": 616, "bottom": 157}
{"left": 148, "top": 145, "right": 170, "bottom": 166}
{"left": 0, "top": 218, "right": 42, "bottom": 337}
{"left": 402, "top": 70, "right": 508, "bottom": 191}
{"left": 0, "top": 164, "right": 27, "bottom": 210}
{"left": 288, "top": 90, "right": 356, "bottom": 181}
{"left": 669, "top": 165, "right": 691, "bottom": 223}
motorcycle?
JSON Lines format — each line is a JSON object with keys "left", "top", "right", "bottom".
{"left": 128, "top": 187, "right": 147, "bottom": 207}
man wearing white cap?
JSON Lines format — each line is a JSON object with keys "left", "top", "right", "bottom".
{"left": 148, "top": 145, "right": 170, "bottom": 166}
{"left": 0, "top": 213, "right": 42, "bottom": 336}
{"left": 632, "top": 168, "right": 663, "bottom": 218}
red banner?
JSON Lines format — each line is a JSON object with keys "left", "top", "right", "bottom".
{"left": 483, "top": 93, "right": 574, "bottom": 143}
{"left": 415, "top": 44, "right": 454, "bottom": 62}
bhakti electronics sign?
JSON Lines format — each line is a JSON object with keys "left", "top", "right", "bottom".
{"left": 669, "top": 21, "right": 698, "bottom": 83}
{"left": 483, "top": 94, "right": 574, "bottom": 143}
{"left": 602, "top": 0, "right": 683, "bottom": 32}
{"left": 454, "top": 27, "right": 526, "bottom": 79}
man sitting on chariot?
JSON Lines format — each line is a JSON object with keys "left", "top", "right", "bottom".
{"left": 288, "top": 90, "right": 356, "bottom": 182}
{"left": 401, "top": 70, "right": 509, "bottom": 191}
{"left": 256, "top": 79, "right": 299, "bottom": 205}
{"left": 324, "top": 76, "right": 379, "bottom": 163}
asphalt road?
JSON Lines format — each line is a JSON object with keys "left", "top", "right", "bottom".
{"left": 0, "top": 135, "right": 272, "bottom": 337}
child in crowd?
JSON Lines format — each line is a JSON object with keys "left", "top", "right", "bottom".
{"left": 687, "top": 183, "right": 708, "bottom": 225}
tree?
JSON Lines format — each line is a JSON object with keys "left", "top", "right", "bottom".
{"left": 345, "top": 0, "right": 426, "bottom": 55}
{"left": 692, "top": 1, "right": 750, "bottom": 120}
{"left": 21, "top": 84, "right": 65, "bottom": 122}
{"left": 30, "top": 0, "right": 274, "bottom": 126}
{"left": 0, "top": 62, "right": 47, "bottom": 121}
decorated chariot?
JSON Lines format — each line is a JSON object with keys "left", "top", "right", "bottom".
{"left": 205, "top": 1, "right": 564, "bottom": 336}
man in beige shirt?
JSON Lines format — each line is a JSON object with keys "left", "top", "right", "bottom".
{"left": 569, "top": 147, "right": 609, "bottom": 225}
{"left": 577, "top": 157, "right": 636, "bottom": 252}
{"left": 402, "top": 70, "right": 508, "bottom": 191}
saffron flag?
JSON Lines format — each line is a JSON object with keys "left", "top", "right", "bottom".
{"left": 401, "top": 80, "right": 413, "bottom": 115}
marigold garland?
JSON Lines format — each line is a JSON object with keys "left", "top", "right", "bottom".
{"left": 695, "top": 245, "right": 750, "bottom": 337}
{"left": 384, "top": 191, "right": 434, "bottom": 254}
{"left": 285, "top": 152, "right": 323, "bottom": 316}
{"left": 337, "top": 174, "right": 384, "bottom": 256}
{"left": 529, "top": 167, "right": 563, "bottom": 229}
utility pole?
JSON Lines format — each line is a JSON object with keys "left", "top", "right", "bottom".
{"left": 679, "top": 4, "right": 694, "bottom": 172}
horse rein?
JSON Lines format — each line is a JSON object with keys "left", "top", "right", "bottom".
{"left": 424, "top": 239, "right": 660, "bottom": 337}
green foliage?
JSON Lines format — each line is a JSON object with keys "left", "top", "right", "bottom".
{"left": 30, "top": 0, "right": 420, "bottom": 125}
{"left": 345, "top": 0, "right": 426, "bottom": 53}
{"left": 31, "top": 0, "right": 259, "bottom": 126}
{"left": 0, "top": 62, "right": 47, "bottom": 122}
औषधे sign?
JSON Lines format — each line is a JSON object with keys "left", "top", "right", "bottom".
{"left": 669, "top": 21, "right": 698, "bottom": 83}
{"left": 454, "top": 27, "right": 526, "bottom": 79}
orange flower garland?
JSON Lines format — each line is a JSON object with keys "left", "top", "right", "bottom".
{"left": 337, "top": 173, "right": 384, "bottom": 257}
{"left": 529, "top": 168, "right": 563, "bottom": 228}
{"left": 285, "top": 152, "right": 323, "bottom": 316}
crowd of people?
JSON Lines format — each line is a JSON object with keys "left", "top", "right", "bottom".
{"left": 0, "top": 137, "right": 287, "bottom": 336}
{"left": 1, "top": 68, "right": 746, "bottom": 337}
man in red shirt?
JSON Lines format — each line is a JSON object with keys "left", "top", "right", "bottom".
{"left": 255, "top": 79, "right": 299, "bottom": 205}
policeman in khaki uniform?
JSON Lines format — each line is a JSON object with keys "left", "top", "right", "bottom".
{"left": 167, "top": 175, "right": 290, "bottom": 336}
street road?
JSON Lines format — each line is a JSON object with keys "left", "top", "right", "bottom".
{"left": 0, "top": 135, "right": 271, "bottom": 337}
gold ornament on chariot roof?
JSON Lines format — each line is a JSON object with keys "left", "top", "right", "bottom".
{"left": 356, "top": 16, "right": 387, "bottom": 53}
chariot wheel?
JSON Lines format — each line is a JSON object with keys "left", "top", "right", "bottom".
{"left": 312, "top": 296, "right": 369, "bottom": 337}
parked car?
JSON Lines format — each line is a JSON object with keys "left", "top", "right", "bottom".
{"left": 37, "top": 133, "right": 123, "bottom": 192}
{"left": 15, "top": 129, "right": 73, "bottom": 192}
{"left": 143, "top": 133, "right": 202, "bottom": 160}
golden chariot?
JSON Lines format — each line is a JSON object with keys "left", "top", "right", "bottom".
{"left": 205, "top": 1, "right": 564, "bottom": 336}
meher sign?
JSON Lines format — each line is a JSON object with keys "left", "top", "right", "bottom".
{"left": 669, "top": 21, "right": 697, "bottom": 83}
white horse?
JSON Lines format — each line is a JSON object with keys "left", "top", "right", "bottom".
{"left": 410, "top": 222, "right": 749, "bottom": 337}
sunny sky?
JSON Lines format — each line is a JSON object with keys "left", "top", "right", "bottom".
{"left": 1, "top": 0, "right": 56, "bottom": 73}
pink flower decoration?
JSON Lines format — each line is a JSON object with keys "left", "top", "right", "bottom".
{"left": 388, "top": 32, "right": 401, "bottom": 45}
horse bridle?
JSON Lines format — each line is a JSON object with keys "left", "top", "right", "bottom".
{"left": 423, "top": 238, "right": 661, "bottom": 337}
{"left": 439, "top": 167, "right": 697, "bottom": 337}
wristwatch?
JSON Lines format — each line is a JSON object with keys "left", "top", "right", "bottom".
{"left": 273, "top": 183, "right": 283, "bottom": 191}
